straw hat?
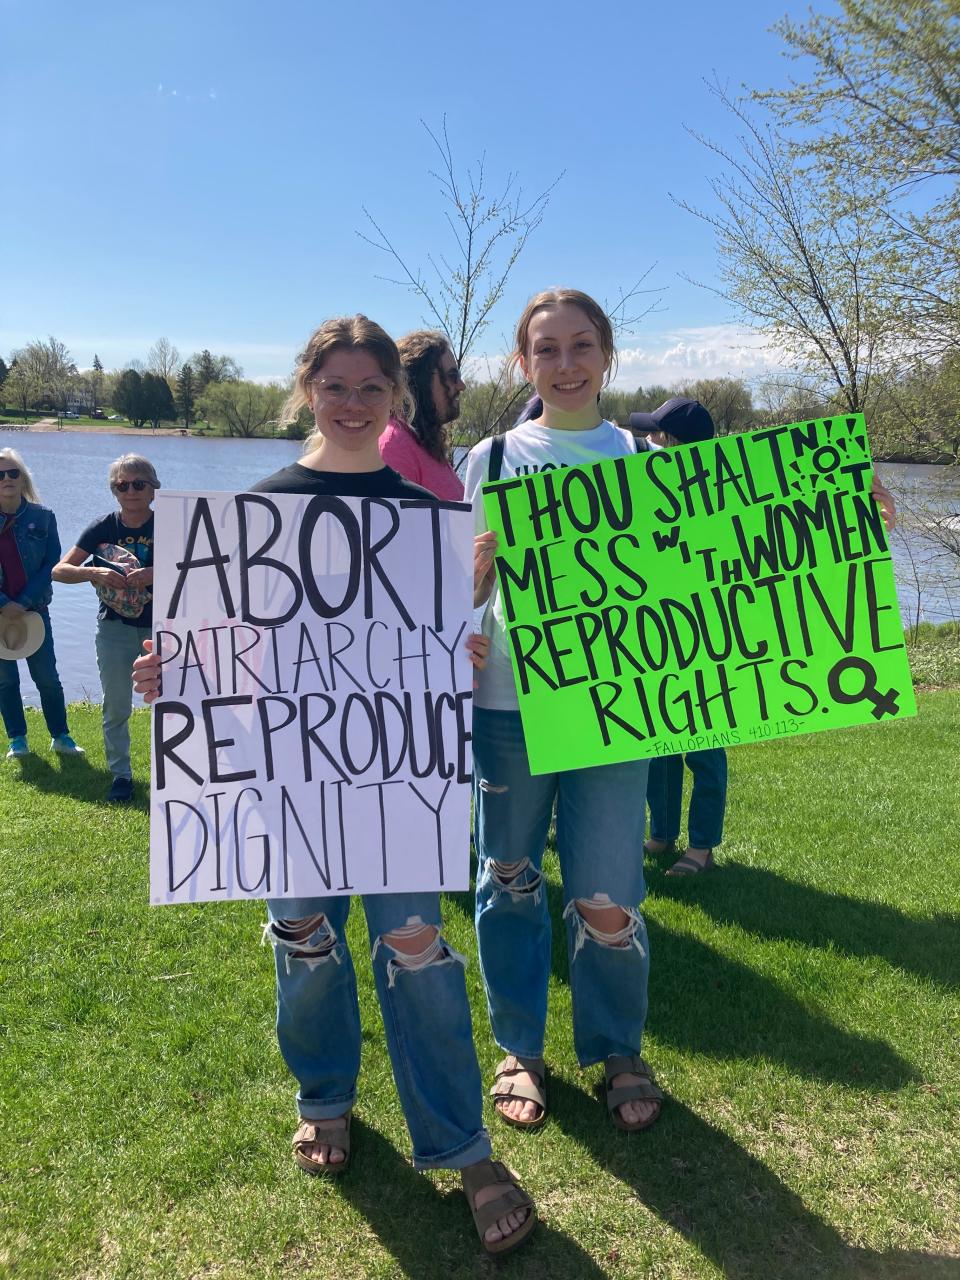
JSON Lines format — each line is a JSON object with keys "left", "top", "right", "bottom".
{"left": 0, "top": 611, "right": 45, "bottom": 660}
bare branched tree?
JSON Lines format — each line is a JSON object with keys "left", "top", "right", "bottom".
{"left": 675, "top": 82, "right": 893, "bottom": 414}
{"left": 759, "top": 0, "right": 960, "bottom": 356}
{"left": 147, "top": 337, "right": 181, "bottom": 382}
{"left": 359, "top": 118, "right": 561, "bottom": 368}
{"left": 605, "top": 267, "right": 665, "bottom": 342}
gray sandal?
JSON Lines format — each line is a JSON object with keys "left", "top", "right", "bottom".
{"left": 666, "top": 848, "right": 714, "bottom": 876}
{"left": 461, "top": 1157, "right": 537, "bottom": 1256}
{"left": 605, "top": 1055, "right": 663, "bottom": 1132}
{"left": 490, "top": 1054, "right": 547, "bottom": 1129}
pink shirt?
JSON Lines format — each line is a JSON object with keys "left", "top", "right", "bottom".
{"left": 379, "top": 417, "right": 464, "bottom": 501}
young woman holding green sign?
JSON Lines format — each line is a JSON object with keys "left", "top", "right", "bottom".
{"left": 465, "top": 288, "right": 664, "bottom": 1132}
{"left": 465, "top": 288, "right": 898, "bottom": 1133}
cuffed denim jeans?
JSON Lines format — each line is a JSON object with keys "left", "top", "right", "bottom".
{"left": 95, "top": 618, "right": 151, "bottom": 779}
{"left": 647, "top": 749, "right": 727, "bottom": 849}
{"left": 0, "top": 608, "right": 69, "bottom": 741}
{"left": 264, "top": 891, "right": 491, "bottom": 1172}
{"left": 472, "top": 707, "right": 651, "bottom": 1068}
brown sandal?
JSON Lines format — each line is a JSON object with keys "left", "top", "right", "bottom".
{"left": 490, "top": 1054, "right": 547, "bottom": 1129}
{"left": 292, "top": 1113, "right": 351, "bottom": 1176}
{"left": 605, "top": 1055, "right": 663, "bottom": 1132}
{"left": 461, "top": 1158, "right": 537, "bottom": 1256}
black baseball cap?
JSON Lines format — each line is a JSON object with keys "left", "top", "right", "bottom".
{"left": 628, "top": 397, "right": 716, "bottom": 443}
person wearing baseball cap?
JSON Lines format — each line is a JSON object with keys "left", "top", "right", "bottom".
{"left": 631, "top": 399, "right": 728, "bottom": 874}
{"left": 628, "top": 396, "right": 716, "bottom": 448}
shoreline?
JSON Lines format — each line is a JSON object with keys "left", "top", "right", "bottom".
{"left": 0, "top": 419, "right": 957, "bottom": 464}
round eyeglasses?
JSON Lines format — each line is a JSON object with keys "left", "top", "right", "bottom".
{"left": 313, "top": 378, "right": 392, "bottom": 407}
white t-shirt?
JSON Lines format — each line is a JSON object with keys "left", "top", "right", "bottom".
{"left": 464, "top": 420, "right": 638, "bottom": 711}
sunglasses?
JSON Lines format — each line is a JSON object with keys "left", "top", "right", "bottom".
{"left": 0, "top": 468, "right": 21, "bottom": 480}
{"left": 112, "top": 479, "right": 150, "bottom": 493}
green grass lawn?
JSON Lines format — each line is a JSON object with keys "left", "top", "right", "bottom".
{"left": 1, "top": 687, "right": 958, "bottom": 1279}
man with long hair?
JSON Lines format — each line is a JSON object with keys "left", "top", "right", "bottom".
{"left": 379, "top": 330, "right": 466, "bottom": 499}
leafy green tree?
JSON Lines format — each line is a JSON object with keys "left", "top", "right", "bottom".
{"left": 113, "top": 370, "right": 148, "bottom": 428}
{"left": 675, "top": 377, "right": 754, "bottom": 435}
{"left": 198, "top": 380, "right": 284, "bottom": 437}
{"left": 141, "top": 372, "right": 177, "bottom": 429}
{"left": 6, "top": 337, "right": 77, "bottom": 411}
{"left": 3, "top": 359, "right": 36, "bottom": 418}
{"left": 90, "top": 354, "right": 104, "bottom": 412}
{"left": 176, "top": 364, "right": 196, "bottom": 428}
{"left": 0, "top": 357, "right": 8, "bottom": 393}
{"left": 599, "top": 386, "right": 676, "bottom": 423}
{"left": 753, "top": 375, "right": 830, "bottom": 430}
{"left": 870, "top": 354, "right": 960, "bottom": 462}
{"left": 189, "top": 349, "right": 243, "bottom": 393}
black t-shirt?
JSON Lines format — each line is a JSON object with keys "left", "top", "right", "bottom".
{"left": 249, "top": 462, "right": 434, "bottom": 500}
{"left": 77, "top": 511, "right": 155, "bottom": 627}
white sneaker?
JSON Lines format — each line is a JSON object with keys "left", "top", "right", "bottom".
{"left": 51, "top": 734, "right": 85, "bottom": 755}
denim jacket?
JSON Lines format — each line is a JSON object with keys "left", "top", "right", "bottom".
{"left": 0, "top": 500, "right": 61, "bottom": 611}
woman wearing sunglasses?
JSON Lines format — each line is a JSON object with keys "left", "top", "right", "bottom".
{"left": 54, "top": 454, "right": 160, "bottom": 802}
{"left": 0, "top": 447, "right": 83, "bottom": 761}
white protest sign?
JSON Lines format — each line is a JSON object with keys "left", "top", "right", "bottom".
{"left": 149, "top": 490, "right": 474, "bottom": 904}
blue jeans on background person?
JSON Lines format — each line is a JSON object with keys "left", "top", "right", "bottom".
{"left": 95, "top": 618, "right": 151, "bottom": 779}
{"left": 647, "top": 749, "right": 728, "bottom": 849}
{"left": 264, "top": 890, "right": 491, "bottom": 1172}
{"left": 0, "top": 608, "right": 69, "bottom": 741}
{"left": 472, "top": 707, "right": 651, "bottom": 1068}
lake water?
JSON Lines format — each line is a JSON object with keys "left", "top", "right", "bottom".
{"left": 2, "top": 428, "right": 958, "bottom": 707}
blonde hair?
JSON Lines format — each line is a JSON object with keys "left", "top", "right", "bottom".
{"left": 0, "top": 447, "right": 40, "bottom": 502}
{"left": 108, "top": 454, "right": 161, "bottom": 490}
{"left": 280, "top": 315, "right": 414, "bottom": 451}
{"left": 507, "top": 288, "right": 617, "bottom": 384}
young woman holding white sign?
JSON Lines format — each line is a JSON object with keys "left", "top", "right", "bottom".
{"left": 133, "top": 315, "right": 535, "bottom": 1258}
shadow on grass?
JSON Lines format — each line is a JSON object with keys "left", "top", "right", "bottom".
{"left": 448, "top": 864, "right": 915, "bottom": 1090}
{"left": 657, "top": 860, "right": 960, "bottom": 990}
{"left": 6, "top": 747, "right": 151, "bottom": 811}
{"left": 646, "top": 916, "right": 916, "bottom": 1089}
{"left": 333, "top": 1118, "right": 609, "bottom": 1278}
{"left": 549, "top": 1077, "right": 958, "bottom": 1280}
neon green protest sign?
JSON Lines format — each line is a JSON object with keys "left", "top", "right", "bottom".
{"left": 482, "top": 415, "right": 916, "bottom": 774}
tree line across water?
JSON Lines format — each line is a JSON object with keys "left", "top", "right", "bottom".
{"left": 1, "top": 333, "right": 957, "bottom": 464}
{"left": 0, "top": 338, "right": 287, "bottom": 438}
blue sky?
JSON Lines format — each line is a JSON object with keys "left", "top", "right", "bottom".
{"left": 1, "top": 0, "right": 819, "bottom": 389}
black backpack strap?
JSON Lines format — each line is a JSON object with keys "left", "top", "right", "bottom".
{"left": 488, "top": 433, "right": 505, "bottom": 483}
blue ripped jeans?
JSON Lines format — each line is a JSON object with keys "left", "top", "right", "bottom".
{"left": 472, "top": 708, "right": 651, "bottom": 1068}
{"left": 264, "top": 891, "right": 491, "bottom": 1171}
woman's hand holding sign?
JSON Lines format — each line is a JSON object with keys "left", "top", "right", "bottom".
{"left": 474, "top": 530, "right": 498, "bottom": 606}
{"left": 133, "top": 640, "right": 161, "bottom": 702}
{"left": 871, "top": 474, "right": 896, "bottom": 532}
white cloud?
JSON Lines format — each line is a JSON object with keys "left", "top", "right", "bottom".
{"left": 611, "top": 325, "right": 790, "bottom": 389}
{"left": 466, "top": 324, "right": 791, "bottom": 391}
